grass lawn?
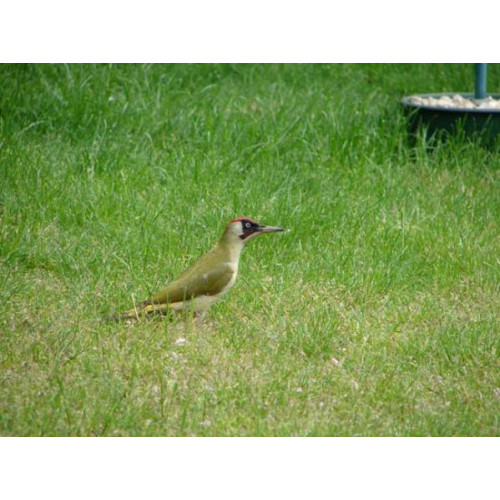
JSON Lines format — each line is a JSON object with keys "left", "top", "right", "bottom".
{"left": 0, "top": 63, "right": 499, "bottom": 436}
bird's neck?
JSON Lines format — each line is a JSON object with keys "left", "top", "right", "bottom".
{"left": 218, "top": 231, "right": 245, "bottom": 264}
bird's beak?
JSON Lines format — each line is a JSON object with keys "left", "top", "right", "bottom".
{"left": 258, "top": 225, "right": 285, "bottom": 233}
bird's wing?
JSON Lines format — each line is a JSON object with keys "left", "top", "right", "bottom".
{"left": 150, "top": 258, "right": 235, "bottom": 304}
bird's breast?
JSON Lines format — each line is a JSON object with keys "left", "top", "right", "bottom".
{"left": 218, "top": 267, "right": 238, "bottom": 296}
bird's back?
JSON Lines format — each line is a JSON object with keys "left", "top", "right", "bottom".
{"left": 149, "top": 243, "right": 237, "bottom": 304}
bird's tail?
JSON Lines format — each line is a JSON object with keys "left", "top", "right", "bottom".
{"left": 104, "top": 301, "right": 171, "bottom": 322}
{"left": 104, "top": 309, "right": 141, "bottom": 322}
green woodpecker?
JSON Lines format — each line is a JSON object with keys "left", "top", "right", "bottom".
{"left": 114, "top": 217, "right": 284, "bottom": 320}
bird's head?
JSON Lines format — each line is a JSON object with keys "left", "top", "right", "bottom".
{"left": 222, "top": 217, "right": 284, "bottom": 244}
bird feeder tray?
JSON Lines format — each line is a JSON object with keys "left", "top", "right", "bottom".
{"left": 401, "top": 92, "right": 500, "bottom": 146}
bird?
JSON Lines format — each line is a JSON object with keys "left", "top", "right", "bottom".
{"left": 111, "top": 217, "right": 284, "bottom": 321}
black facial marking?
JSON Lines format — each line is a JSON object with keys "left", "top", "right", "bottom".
{"left": 239, "top": 219, "right": 261, "bottom": 240}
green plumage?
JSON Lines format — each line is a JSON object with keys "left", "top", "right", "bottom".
{"left": 149, "top": 244, "right": 235, "bottom": 303}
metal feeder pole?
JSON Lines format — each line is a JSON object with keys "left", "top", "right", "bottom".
{"left": 475, "top": 63, "right": 487, "bottom": 99}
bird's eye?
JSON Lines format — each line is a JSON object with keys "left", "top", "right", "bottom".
{"left": 245, "top": 222, "right": 251, "bottom": 228}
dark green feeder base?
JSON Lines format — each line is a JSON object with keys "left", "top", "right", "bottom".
{"left": 401, "top": 93, "right": 500, "bottom": 147}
